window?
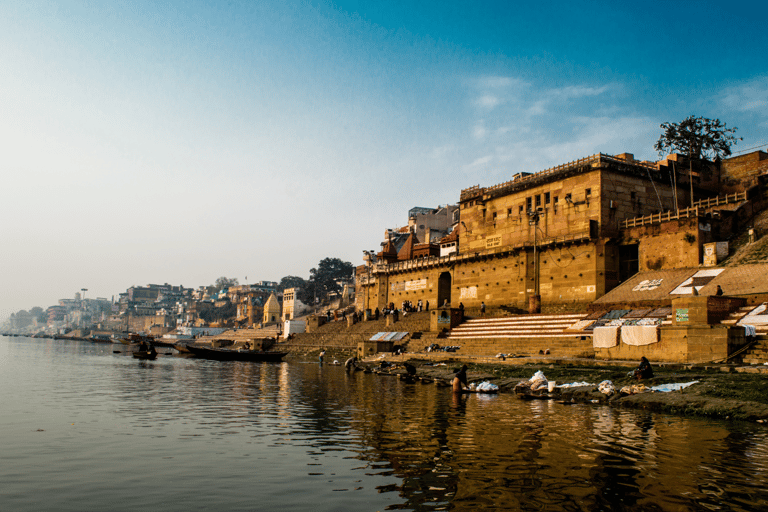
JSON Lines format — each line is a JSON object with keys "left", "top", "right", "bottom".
{"left": 526, "top": 197, "right": 532, "bottom": 211}
{"left": 492, "top": 212, "right": 497, "bottom": 220}
{"left": 507, "top": 208, "right": 512, "bottom": 216}
{"left": 545, "top": 192, "right": 550, "bottom": 205}
{"left": 586, "top": 188, "right": 592, "bottom": 198}
{"left": 535, "top": 195, "right": 541, "bottom": 207}
{"left": 519, "top": 205, "right": 524, "bottom": 214}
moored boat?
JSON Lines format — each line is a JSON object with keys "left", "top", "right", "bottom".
{"left": 185, "top": 344, "right": 287, "bottom": 362}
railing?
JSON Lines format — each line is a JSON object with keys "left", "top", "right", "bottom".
{"left": 460, "top": 153, "right": 659, "bottom": 201}
{"left": 692, "top": 191, "right": 747, "bottom": 209}
{"left": 621, "top": 191, "right": 749, "bottom": 229}
{"left": 622, "top": 207, "right": 700, "bottom": 229}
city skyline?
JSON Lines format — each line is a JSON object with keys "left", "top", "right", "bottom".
{"left": 2, "top": 0, "right": 767, "bottom": 319}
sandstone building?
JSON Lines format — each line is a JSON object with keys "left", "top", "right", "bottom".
{"left": 356, "top": 151, "right": 765, "bottom": 314}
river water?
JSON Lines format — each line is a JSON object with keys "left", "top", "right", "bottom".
{"left": 2, "top": 336, "right": 768, "bottom": 511}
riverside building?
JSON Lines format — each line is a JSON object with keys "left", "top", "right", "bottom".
{"left": 356, "top": 151, "right": 767, "bottom": 315}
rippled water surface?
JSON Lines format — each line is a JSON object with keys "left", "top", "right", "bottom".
{"left": 2, "top": 336, "right": 768, "bottom": 511}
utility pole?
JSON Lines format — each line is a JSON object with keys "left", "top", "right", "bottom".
{"left": 527, "top": 209, "right": 541, "bottom": 314}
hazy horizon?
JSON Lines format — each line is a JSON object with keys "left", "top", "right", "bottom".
{"left": 2, "top": 0, "right": 767, "bottom": 321}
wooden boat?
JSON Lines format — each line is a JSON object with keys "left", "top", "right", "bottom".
{"left": 133, "top": 350, "right": 158, "bottom": 360}
{"left": 185, "top": 344, "right": 287, "bottom": 362}
{"left": 118, "top": 333, "right": 155, "bottom": 345}
{"left": 173, "top": 342, "right": 192, "bottom": 354}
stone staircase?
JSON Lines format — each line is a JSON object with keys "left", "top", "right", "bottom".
{"left": 740, "top": 337, "right": 768, "bottom": 365}
{"left": 444, "top": 313, "right": 594, "bottom": 358}
{"left": 720, "top": 305, "right": 755, "bottom": 327}
{"left": 719, "top": 305, "right": 768, "bottom": 364}
{"left": 448, "top": 313, "right": 586, "bottom": 339}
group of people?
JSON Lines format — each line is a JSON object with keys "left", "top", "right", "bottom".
{"left": 137, "top": 340, "right": 157, "bottom": 356}
{"left": 399, "top": 300, "right": 428, "bottom": 313}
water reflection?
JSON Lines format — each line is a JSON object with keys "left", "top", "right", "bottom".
{"left": 3, "top": 336, "right": 768, "bottom": 511}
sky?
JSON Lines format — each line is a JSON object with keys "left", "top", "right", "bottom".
{"left": 2, "top": 0, "right": 767, "bottom": 320}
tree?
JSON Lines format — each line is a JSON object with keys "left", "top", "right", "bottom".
{"left": 655, "top": 115, "right": 741, "bottom": 208}
{"left": 278, "top": 276, "right": 309, "bottom": 303}
{"left": 308, "top": 258, "right": 354, "bottom": 304}
{"left": 277, "top": 275, "right": 307, "bottom": 292}
{"left": 213, "top": 276, "right": 239, "bottom": 291}
{"left": 29, "top": 306, "right": 46, "bottom": 324}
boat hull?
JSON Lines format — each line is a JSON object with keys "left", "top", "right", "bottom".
{"left": 133, "top": 351, "right": 158, "bottom": 360}
{"left": 186, "top": 344, "right": 287, "bottom": 362}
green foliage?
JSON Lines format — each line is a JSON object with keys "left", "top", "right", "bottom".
{"left": 655, "top": 115, "right": 741, "bottom": 161}
{"left": 307, "top": 257, "right": 354, "bottom": 303}
{"left": 213, "top": 276, "right": 239, "bottom": 291}
{"left": 278, "top": 276, "right": 309, "bottom": 303}
{"left": 278, "top": 276, "right": 307, "bottom": 292}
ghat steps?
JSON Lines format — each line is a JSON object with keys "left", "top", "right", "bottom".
{"left": 448, "top": 314, "right": 587, "bottom": 339}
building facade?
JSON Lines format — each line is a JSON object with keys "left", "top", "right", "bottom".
{"left": 356, "top": 151, "right": 763, "bottom": 314}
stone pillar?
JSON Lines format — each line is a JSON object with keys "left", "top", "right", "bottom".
{"left": 528, "top": 294, "right": 541, "bottom": 314}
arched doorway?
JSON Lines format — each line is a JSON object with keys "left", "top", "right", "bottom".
{"left": 437, "top": 271, "right": 452, "bottom": 307}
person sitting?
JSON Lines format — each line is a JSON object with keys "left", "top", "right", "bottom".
{"left": 633, "top": 356, "right": 653, "bottom": 380}
{"left": 452, "top": 364, "right": 468, "bottom": 393}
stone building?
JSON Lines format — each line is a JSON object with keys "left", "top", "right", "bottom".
{"left": 356, "top": 151, "right": 765, "bottom": 314}
{"left": 282, "top": 288, "right": 309, "bottom": 321}
{"left": 263, "top": 292, "right": 281, "bottom": 325}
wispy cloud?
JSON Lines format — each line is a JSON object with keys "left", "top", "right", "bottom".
{"left": 549, "top": 85, "right": 610, "bottom": 100}
{"left": 475, "top": 76, "right": 528, "bottom": 89}
{"left": 721, "top": 77, "right": 768, "bottom": 113}
{"left": 476, "top": 94, "right": 501, "bottom": 108}
{"left": 473, "top": 121, "right": 487, "bottom": 140}
{"left": 469, "top": 155, "right": 493, "bottom": 167}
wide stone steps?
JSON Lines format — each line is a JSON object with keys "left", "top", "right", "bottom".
{"left": 448, "top": 314, "right": 587, "bottom": 339}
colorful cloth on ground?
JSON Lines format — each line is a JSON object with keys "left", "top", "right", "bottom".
{"left": 620, "top": 325, "right": 659, "bottom": 346}
{"left": 651, "top": 381, "right": 699, "bottom": 392}
{"left": 593, "top": 326, "right": 619, "bottom": 348}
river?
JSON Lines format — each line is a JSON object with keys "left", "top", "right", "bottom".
{"left": 2, "top": 336, "right": 767, "bottom": 511}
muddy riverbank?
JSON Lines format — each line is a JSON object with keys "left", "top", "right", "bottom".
{"left": 291, "top": 348, "right": 768, "bottom": 423}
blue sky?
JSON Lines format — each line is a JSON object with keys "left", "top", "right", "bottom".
{"left": 1, "top": 0, "right": 767, "bottom": 319}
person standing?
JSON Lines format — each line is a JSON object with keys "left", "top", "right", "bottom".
{"left": 480, "top": 302, "right": 486, "bottom": 316}
{"left": 452, "top": 365, "right": 468, "bottom": 393}
{"left": 319, "top": 350, "right": 326, "bottom": 364}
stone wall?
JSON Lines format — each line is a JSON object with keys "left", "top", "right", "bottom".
{"left": 358, "top": 241, "right": 608, "bottom": 313}
{"left": 624, "top": 217, "right": 702, "bottom": 271}
{"left": 720, "top": 151, "right": 768, "bottom": 193}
